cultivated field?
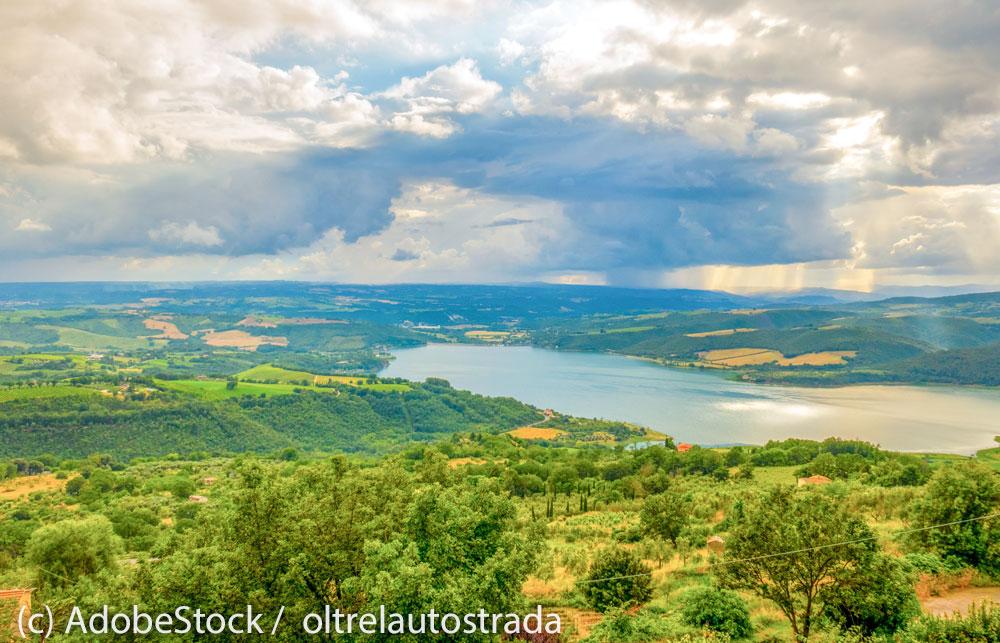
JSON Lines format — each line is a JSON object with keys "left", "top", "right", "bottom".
{"left": 684, "top": 327, "right": 757, "bottom": 337}
{"left": 141, "top": 318, "right": 188, "bottom": 339}
{"left": 699, "top": 348, "right": 857, "bottom": 366}
{"left": 507, "top": 426, "right": 568, "bottom": 439}
{"left": 201, "top": 330, "right": 288, "bottom": 350}
{"left": 465, "top": 330, "right": 510, "bottom": 341}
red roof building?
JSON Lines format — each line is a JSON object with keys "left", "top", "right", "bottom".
{"left": 677, "top": 443, "right": 693, "bottom": 452}
{"left": 797, "top": 474, "right": 833, "bottom": 487}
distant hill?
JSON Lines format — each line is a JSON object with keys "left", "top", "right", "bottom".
{"left": 883, "top": 343, "right": 1000, "bottom": 386}
{"left": 0, "top": 379, "right": 541, "bottom": 459}
{"left": 0, "top": 281, "right": 759, "bottom": 325}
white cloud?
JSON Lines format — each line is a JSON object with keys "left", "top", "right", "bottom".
{"left": 389, "top": 114, "right": 457, "bottom": 138}
{"left": 15, "top": 218, "right": 51, "bottom": 232}
{"left": 295, "top": 180, "right": 568, "bottom": 282}
{"left": 497, "top": 38, "right": 526, "bottom": 65}
{"left": 383, "top": 58, "right": 502, "bottom": 113}
{"left": 382, "top": 58, "right": 502, "bottom": 137}
{"left": 832, "top": 184, "right": 1000, "bottom": 272}
{"left": 747, "top": 91, "right": 832, "bottom": 110}
{"left": 149, "top": 221, "right": 224, "bottom": 247}
{"left": 0, "top": 1, "right": 495, "bottom": 164}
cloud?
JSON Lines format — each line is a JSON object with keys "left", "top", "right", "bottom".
{"left": 390, "top": 248, "right": 420, "bottom": 261}
{"left": 481, "top": 217, "right": 534, "bottom": 228}
{"left": 0, "top": 0, "right": 998, "bottom": 288}
{"left": 383, "top": 58, "right": 502, "bottom": 115}
{"left": 296, "top": 179, "right": 570, "bottom": 282}
{"left": 15, "top": 218, "right": 50, "bottom": 232}
{"left": 382, "top": 58, "right": 502, "bottom": 136}
{"left": 149, "top": 222, "right": 223, "bottom": 247}
{"left": 497, "top": 38, "right": 526, "bottom": 65}
{"left": 0, "top": 1, "right": 493, "bottom": 164}
{"left": 833, "top": 184, "right": 1000, "bottom": 274}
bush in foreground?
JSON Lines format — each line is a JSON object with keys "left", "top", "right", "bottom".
{"left": 681, "top": 587, "right": 752, "bottom": 639}
{"left": 581, "top": 546, "right": 653, "bottom": 613}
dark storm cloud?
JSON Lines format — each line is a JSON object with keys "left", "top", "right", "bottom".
{"left": 0, "top": 114, "right": 854, "bottom": 273}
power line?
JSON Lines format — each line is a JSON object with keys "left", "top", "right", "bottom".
{"left": 573, "top": 511, "right": 1000, "bottom": 585}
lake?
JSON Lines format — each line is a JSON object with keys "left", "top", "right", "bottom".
{"left": 383, "top": 344, "right": 1000, "bottom": 454}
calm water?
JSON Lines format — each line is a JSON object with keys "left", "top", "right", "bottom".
{"left": 383, "top": 344, "right": 1000, "bottom": 454}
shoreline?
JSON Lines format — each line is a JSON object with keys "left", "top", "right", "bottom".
{"left": 404, "top": 340, "right": 1000, "bottom": 392}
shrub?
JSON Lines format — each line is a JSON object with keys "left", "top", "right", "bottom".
{"left": 894, "top": 601, "right": 1000, "bottom": 642}
{"left": 581, "top": 546, "right": 653, "bottom": 613}
{"left": 584, "top": 610, "right": 730, "bottom": 643}
{"left": 681, "top": 587, "right": 753, "bottom": 639}
{"left": 26, "top": 516, "right": 122, "bottom": 589}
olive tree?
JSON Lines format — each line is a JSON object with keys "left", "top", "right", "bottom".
{"left": 716, "top": 486, "right": 879, "bottom": 641}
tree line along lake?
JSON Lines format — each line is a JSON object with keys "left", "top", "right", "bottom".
{"left": 383, "top": 344, "right": 1000, "bottom": 454}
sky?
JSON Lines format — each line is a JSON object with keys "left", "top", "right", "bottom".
{"left": 1, "top": 0, "right": 999, "bottom": 291}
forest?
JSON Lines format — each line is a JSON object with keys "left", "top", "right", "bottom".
{"left": 0, "top": 378, "right": 542, "bottom": 459}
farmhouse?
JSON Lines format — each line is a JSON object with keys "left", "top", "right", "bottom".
{"left": 677, "top": 443, "right": 693, "bottom": 452}
{"left": 797, "top": 474, "right": 833, "bottom": 487}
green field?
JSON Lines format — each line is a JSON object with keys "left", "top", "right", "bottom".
{"left": 976, "top": 446, "right": 1000, "bottom": 472}
{"left": 237, "top": 363, "right": 318, "bottom": 383}
{"left": 747, "top": 464, "right": 799, "bottom": 485}
{"left": 37, "top": 325, "right": 166, "bottom": 350}
{"left": 155, "top": 378, "right": 329, "bottom": 400}
{"left": 911, "top": 452, "right": 972, "bottom": 468}
{"left": 587, "top": 325, "right": 656, "bottom": 334}
{"left": 0, "top": 386, "right": 100, "bottom": 403}
{"left": 238, "top": 363, "right": 410, "bottom": 391}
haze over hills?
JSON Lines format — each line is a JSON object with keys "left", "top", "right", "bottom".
{"left": 1, "top": 281, "right": 999, "bottom": 389}
{"left": 727, "top": 285, "right": 1000, "bottom": 305}
{"left": 3, "top": 280, "right": 999, "bottom": 314}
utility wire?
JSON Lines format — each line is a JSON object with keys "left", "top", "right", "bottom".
{"left": 573, "top": 511, "right": 1000, "bottom": 585}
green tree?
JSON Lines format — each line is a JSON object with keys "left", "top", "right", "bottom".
{"left": 640, "top": 491, "right": 689, "bottom": 546}
{"left": 716, "top": 486, "right": 878, "bottom": 641}
{"left": 825, "top": 554, "right": 920, "bottom": 637}
{"left": 137, "top": 459, "right": 541, "bottom": 643}
{"left": 549, "top": 464, "right": 579, "bottom": 495}
{"left": 64, "top": 476, "right": 87, "bottom": 496}
{"left": 907, "top": 461, "right": 1000, "bottom": 573}
{"left": 26, "top": 516, "right": 122, "bottom": 589}
{"left": 168, "top": 476, "right": 196, "bottom": 498}
{"left": 581, "top": 546, "right": 653, "bottom": 613}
